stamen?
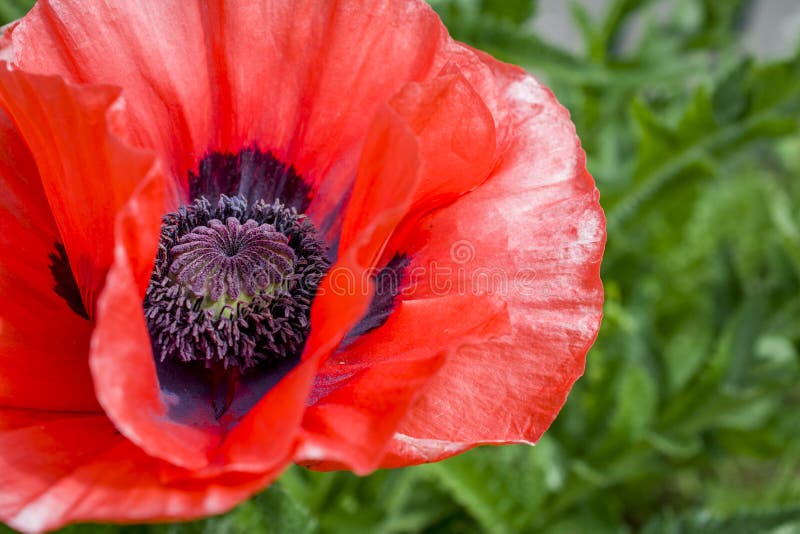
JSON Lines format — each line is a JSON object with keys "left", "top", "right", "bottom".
{"left": 144, "top": 195, "right": 330, "bottom": 374}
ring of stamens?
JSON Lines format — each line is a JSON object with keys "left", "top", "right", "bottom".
{"left": 144, "top": 195, "right": 330, "bottom": 371}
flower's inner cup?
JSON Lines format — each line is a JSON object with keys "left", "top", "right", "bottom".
{"left": 143, "top": 194, "right": 330, "bottom": 417}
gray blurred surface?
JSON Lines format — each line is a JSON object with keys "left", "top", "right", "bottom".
{"left": 530, "top": 0, "right": 800, "bottom": 58}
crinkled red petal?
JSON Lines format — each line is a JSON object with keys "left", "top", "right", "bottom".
{"left": 297, "top": 294, "right": 507, "bottom": 473}
{"left": 7, "top": 1, "right": 215, "bottom": 179}
{"left": 0, "top": 410, "right": 279, "bottom": 534}
{"left": 297, "top": 64, "right": 502, "bottom": 472}
{"left": 88, "top": 169, "right": 225, "bottom": 470}
{"left": 337, "top": 106, "right": 421, "bottom": 267}
{"left": 0, "top": 106, "right": 98, "bottom": 412}
{"left": 199, "top": 0, "right": 449, "bottom": 232}
{"left": 381, "top": 55, "right": 605, "bottom": 466}
{"left": 6, "top": 0, "right": 457, "bottom": 232}
{"left": 385, "top": 68, "right": 496, "bottom": 231}
{"left": 0, "top": 65, "right": 159, "bottom": 316}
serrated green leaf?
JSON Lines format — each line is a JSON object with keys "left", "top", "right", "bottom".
{"left": 426, "top": 458, "right": 513, "bottom": 534}
{"left": 143, "top": 485, "right": 317, "bottom": 534}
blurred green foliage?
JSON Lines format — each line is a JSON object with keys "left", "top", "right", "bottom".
{"left": 0, "top": 0, "right": 30, "bottom": 24}
{"left": 2, "top": 0, "right": 800, "bottom": 532}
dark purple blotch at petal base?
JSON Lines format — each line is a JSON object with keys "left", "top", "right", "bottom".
{"left": 189, "top": 148, "right": 313, "bottom": 213}
{"left": 48, "top": 242, "right": 89, "bottom": 320}
{"left": 345, "top": 254, "right": 410, "bottom": 343}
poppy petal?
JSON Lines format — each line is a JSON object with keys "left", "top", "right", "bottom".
{"left": 385, "top": 69, "right": 496, "bottom": 229}
{"left": 336, "top": 106, "right": 421, "bottom": 267}
{"left": 0, "top": 66, "right": 160, "bottom": 316}
{"left": 382, "top": 59, "right": 605, "bottom": 465}
{"left": 297, "top": 71, "right": 503, "bottom": 472}
{"left": 0, "top": 107, "right": 98, "bottom": 412}
{"left": 88, "top": 169, "right": 224, "bottom": 470}
{"left": 7, "top": 0, "right": 213, "bottom": 178}
{"left": 295, "top": 352, "right": 448, "bottom": 474}
{"left": 0, "top": 21, "right": 17, "bottom": 61}
{"left": 0, "top": 412, "right": 120, "bottom": 530}
{"left": 337, "top": 69, "right": 495, "bottom": 263}
{"left": 297, "top": 294, "right": 507, "bottom": 473}
{"left": 0, "top": 410, "right": 277, "bottom": 533}
{"left": 5, "top": 0, "right": 461, "bottom": 229}
{"left": 200, "top": 0, "right": 450, "bottom": 226}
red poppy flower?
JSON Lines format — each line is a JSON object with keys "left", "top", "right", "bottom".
{"left": 0, "top": 0, "right": 604, "bottom": 531}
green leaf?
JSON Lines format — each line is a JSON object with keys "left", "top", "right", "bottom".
{"left": 425, "top": 446, "right": 552, "bottom": 534}
{"left": 608, "top": 363, "right": 658, "bottom": 440}
{"left": 712, "top": 59, "right": 752, "bottom": 124}
{"left": 243, "top": 486, "right": 317, "bottom": 534}
{"left": 724, "top": 293, "right": 766, "bottom": 389}
{"left": 479, "top": 0, "right": 536, "bottom": 24}
{"left": 151, "top": 485, "right": 317, "bottom": 534}
{"left": 0, "top": 0, "right": 34, "bottom": 24}
{"left": 662, "top": 318, "right": 713, "bottom": 393}
{"left": 426, "top": 458, "right": 513, "bottom": 534}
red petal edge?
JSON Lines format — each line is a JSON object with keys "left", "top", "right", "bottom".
{"left": 381, "top": 54, "right": 606, "bottom": 466}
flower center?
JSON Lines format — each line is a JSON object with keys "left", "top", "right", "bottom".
{"left": 144, "top": 195, "right": 330, "bottom": 373}
{"left": 169, "top": 217, "right": 295, "bottom": 317}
